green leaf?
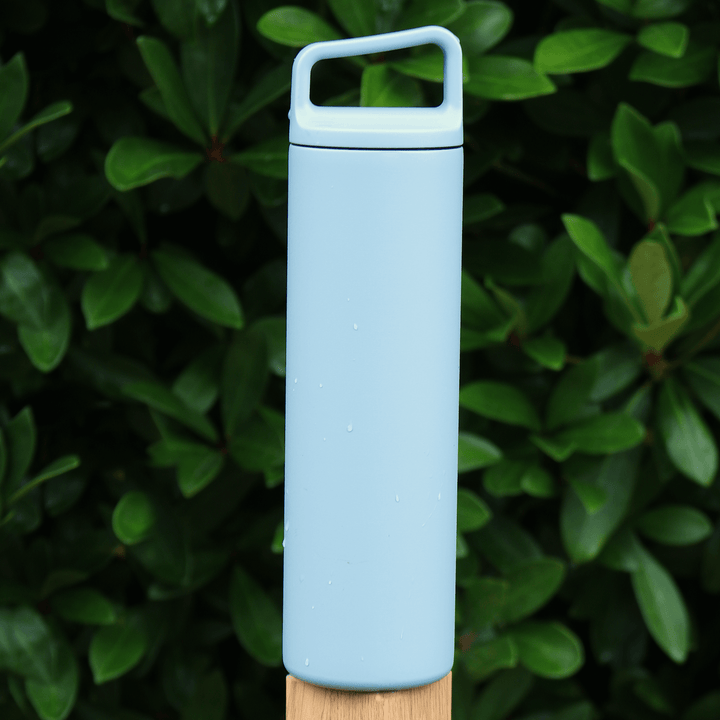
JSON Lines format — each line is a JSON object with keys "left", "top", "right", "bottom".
{"left": 253, "top": 316, "right": 287, "bottom": 377}
{"left": 81, "top": 254, "right": 144, "bottom": 330}
{"left": 24, "top": 639, "right": 78, "bottom": 720}
{"left": 172, "top": 344, "right": 223, "bottom": 414}
{"left": 506, "top": 620, "right": 584, "bottom": 679}
{"left": 395, "top": 0, "right": 463, "bottom": 30}
{"left": 483, "top": 459, "right": 528, "bottom": 497}
{"left": 561, "top": 214, "right": 628, "bottom": 302}
{"left": 587, "top": 130, "right": 615, "bottom": 181}
{"left": 256, "top": 6, "right": 342, "bottom": 47}
{"left": 0, "top": 251, "right": 54, "bottom": 330}
{"left": 151, "top": 247, "right": 243, "bottom": 330}
{"left": 561, "top": 447, "right": 643, "bottom": 564}
{"left": 177, "top": 446, "right": 225, "bottom": 498}
{"left": 227, "top": 407, "right": 284, "bottom": 472}
{"left": 463, "top": 635, "right": 519, "bottom": 681}
{"left": 457, "top": 487, "right": 492, "bottom": 532}
{"left": 7, "top": 455, "right": 80, "bottom": 506}
{"left": 0, "top": 52, "right": 29, "bottom": 143}
{"left": 221, "top": 327, "right": 269, "bottom": 437}
{"left": 180, "top": 0, "right": 240, "bottom": 139}
{"left": 459, "top": 380, "right": 542, "bottom": 431}
{"left": 610, "top": 103, "right": 663, "bottom": 222}
{"left": 643, "top": 222, "right": 683, "bottom": 301}
{"left": 521, "top": 335, "right": 566, "bottom": 370}
{"left": 3, "top": 406, "right": 36, "bottom": 502}
{"left": 464, "top": 193, "right": 505, "bottom": 224}
{"left": 229, "top": 565, "right": 281, "bottom": 666}
{"left": 525, "top": 234, "right": 576, "bottom": 334}
{"left": 684, "top": 141, "right": 720, "bottom": 176}
{"left": 203, "top": 161, "right": 250, "bottom": 221}
{"left": 567, "top": 477, "right": 608, "bottom": 515}
{"left": 628, "top": 240, "right": 672, "bottom": 323}
{"left": 498, "top": 558, "right": 566, "bottom": 625}
{"left": 534, "top": 29, "right": 632, "bottom": 74}
{"left": 327, "top": 0, "right": 375, "bottom": 37}
{"left": 112, "top": 490, "right": 156, "bottom": 545}
{"left": 681, "top": 355, "right": 720, "bottom": 424}
{"left": 634, "top": 504, "right": 713, "bottom": 545}
{"left": 465, "top": 56, "right": 556, "bottom": 100}
{"left": 136, "top": 35, "right": 207, "bottom": 145}
{"left": 360, "top": 65, "right": 423, "bottom": 107}
{"left": 631, "top": 295, "right": 689, "bottom": 353}
{"left": 180, "top": 668, "right": 228, "bottom": 720}
{"left": 520, "top": 465, "right": 556, "bottom": 498}
{"left": 391, "top": 46, "right": 471, "bottom": 84}
{"left": 0, "top": 606, "right": 55, "bottom": 682}
{"left": 665, "top": 182, "right": 718, "bottom": 236}
{"left": 598, "top": 524, "right": 644, "bottom": 572}
{"left": 475, "top": 514, "right": 544, "bottom": 574}
{"left": 628, "top": 41, "right": 715, "bottom": 88}
{"left": 656, "top": 374, "right": 717, "bottom": 486}
{"left": 42, "top": 233, "right": 109, "bottom": 271}
{"left": 104, "top": 137, "right": 204, "bottom": 191}
{"left": 220, "top": 62, "right": 292, "bottom": 143}
{"left": 470, "top": 666, "right": 531, "bottom": 713}
{"left": 18, "top": 291, "right": 71, "bottom": 374}
{"left": 89, "top": 621, "right": 148, "bottom": 684}
{"left": 463, "top": 577, "right": 509, "bottom": 628}
{"left": 631, "top": 543, "right": 690, "bottom": 663}
{"left": 458, "top": 431, "right": 503, "bottom": 473}
{"left": 121, "top": 380, "right": 219, "bottom": 443}
{"left": 229, "top": 136, "right": 288, "bottom": 179}
{"left": 636, "top": 22, "right": 689, "bottom": 58}
{"left": 679, "top": 228, "right": 720, "bottom": 309}
{"left": 553, "top": 412, "right": 646, "bottom": 454}
{"left": 50, "top": 587, "right": 117, "bottom": 625}
{"left": 631, "top": 0, "right": 694, "bottom": 19}
{"left": 446, "top": 1, "right": 513, "bottom": 57}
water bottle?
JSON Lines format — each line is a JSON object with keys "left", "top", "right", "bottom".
{"left": 283, "top": 24, "right": 464, "bottom": 692}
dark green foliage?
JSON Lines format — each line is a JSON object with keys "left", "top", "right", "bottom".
{"left": 1, "top": 0, "right": 720, "bottom": 718}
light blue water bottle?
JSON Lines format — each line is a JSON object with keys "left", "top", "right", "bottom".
{"left": 283, "top": 25, "right": 464, "bottom": 692}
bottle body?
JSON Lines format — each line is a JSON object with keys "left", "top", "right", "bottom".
{"left": 283, "top": 144, "right": 463, "bottom": 691}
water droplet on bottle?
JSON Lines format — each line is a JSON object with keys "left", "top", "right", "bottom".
{"left": 285, "top": 521, "right": 289, "bottom": 531}
{"left": 282, "top": 539, "right": 286, "bottom": 548}
{"left": 347, "top": 297, "right": 350, "bottom": 301}
{"left": 328, "top": 580, "right": 332, "bottom": 584}
{"left": 294, "top": 378, "right": 298, "bottom": 383}
{"left": 353, "top": 323, "right": 358, "bottom": 330}
{"left": 395, "top": 494, "right": 399, "bottom": 502}
{"left": 438, "top": 492, "right": 441, "bottom": 500}
{"left": 361, "top": 656, "right": 364, "bottom": 661}
{"left": 319, "top": 383, "right": 323, "bottom": 387}
{"left": 323, "top": 437, "right": 326, "bottom": 441}
{"left": 347, "top": 424, "right": 353, "bottom": 432}
{"left": 312, "top": 606, "right": 315, "bottom": 609}
{"left": 305, "top": 658, "right": 309, "bottom": 666}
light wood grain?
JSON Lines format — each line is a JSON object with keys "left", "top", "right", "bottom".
{"left": 286, "top": 671, "right": 451, "bottom": 720}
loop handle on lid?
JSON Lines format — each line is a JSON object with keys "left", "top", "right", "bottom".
{"left": 289, "top": 26, "right": 463, "bottom": 149}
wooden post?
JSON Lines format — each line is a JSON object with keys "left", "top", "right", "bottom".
{"left": 286, "top": 671, "right": 451, "bottom": 720}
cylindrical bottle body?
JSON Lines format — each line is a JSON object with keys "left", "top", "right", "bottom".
{"left": 283, "top": 144, "right": 463, "bottom": 691}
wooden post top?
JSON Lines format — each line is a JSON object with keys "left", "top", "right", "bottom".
{"left": 286, "top": 671, "right": 451, "bottom": 720}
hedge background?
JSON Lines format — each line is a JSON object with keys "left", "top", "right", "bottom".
{"left": 2, "top": 0, "right": 720, "bottom": 719}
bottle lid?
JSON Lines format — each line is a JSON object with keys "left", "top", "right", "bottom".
{"left": 289, "top": 25, "right": 463, "bottom": 150}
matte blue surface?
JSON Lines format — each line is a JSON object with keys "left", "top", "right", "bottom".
{"left": 283, "top": 27, "right": 464, "bottom": 692}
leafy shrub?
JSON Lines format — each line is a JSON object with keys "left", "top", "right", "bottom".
{"left": 1, "top": 0, "right": 720, "bottom": 719}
